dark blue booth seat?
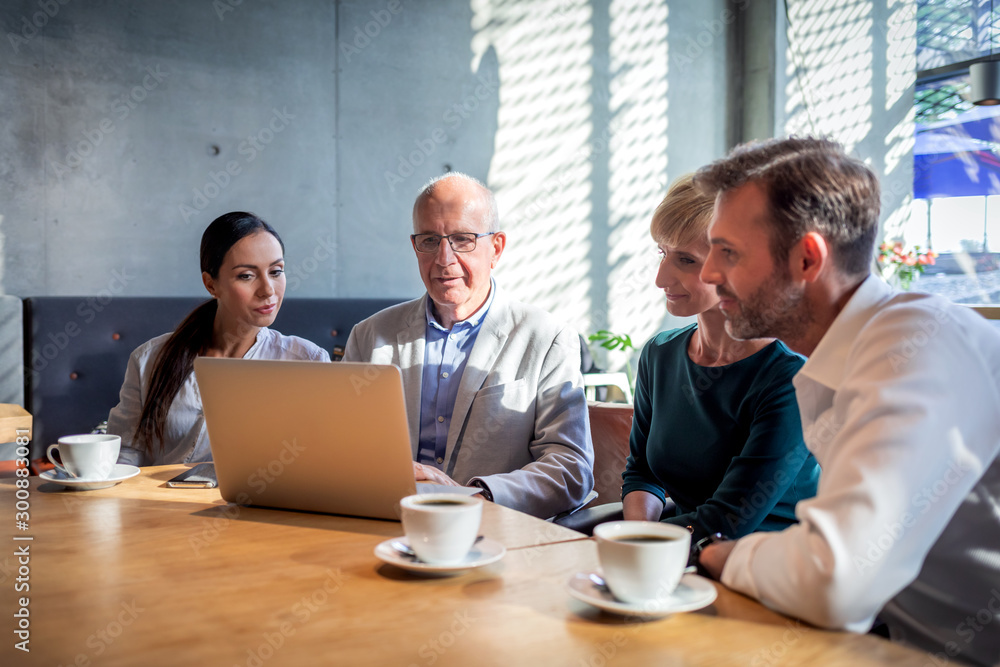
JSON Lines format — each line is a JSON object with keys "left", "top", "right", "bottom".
{"left": 23, "top": 296, "right": 408, "bottom": 457}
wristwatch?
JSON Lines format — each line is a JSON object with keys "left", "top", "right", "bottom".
{"left": 691, "top": 532, "right": 729, "bottom": 578}
{"left": 470, "top": 479, "right": 493, "bottom": 502}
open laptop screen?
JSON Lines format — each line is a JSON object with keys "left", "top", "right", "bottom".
{"left": 194, "top": 358, "right": 417, "bottom": 520}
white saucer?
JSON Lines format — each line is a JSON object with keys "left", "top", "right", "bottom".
{"left": 40, "top": 464, "right": 140, "bottom": 491}
{"left": 567, "top": 572, "right": 717, "bottom": 617}
{"left": 374, "top": 536, "right": 506, "bottom": 575}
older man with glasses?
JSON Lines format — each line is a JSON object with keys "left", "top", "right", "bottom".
{"left": 343, "top": 172, "right": 594, "bottom": 519}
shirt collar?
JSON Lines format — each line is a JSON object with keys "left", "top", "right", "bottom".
{"left": 798, "top": 274, "right": 894, "bottom": 390}
{"left": 244, "top": 327, "right": 270, "bottom": 357}
{"left": 425, "top": 278, "right": 496, "bottom": 332}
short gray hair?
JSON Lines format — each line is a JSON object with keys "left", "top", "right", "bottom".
{"left": 413, "top": 172, "right": 500, "bottom": 233}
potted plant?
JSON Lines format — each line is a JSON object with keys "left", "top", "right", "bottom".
{"left": 587, "top": 330, "right": 635, "bottom": 398}
{"left": 877, "top": 242, "right": 937, "bottom": 290}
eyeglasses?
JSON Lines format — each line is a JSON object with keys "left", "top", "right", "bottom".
{"left": 411, "top": 232, "right": 497, "bottom": 253}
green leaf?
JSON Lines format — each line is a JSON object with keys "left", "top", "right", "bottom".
{"left": 588, "top": 330, "right": 612, "bottom": 343}
{"left": 588, "top": 329, "right": 636, "bottom": 354}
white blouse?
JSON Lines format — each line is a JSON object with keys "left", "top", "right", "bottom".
{"left": 108, "top": 327, "right": 329, "bottom": 466}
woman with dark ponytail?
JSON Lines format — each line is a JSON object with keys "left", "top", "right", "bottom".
{"left": 107, "top": 212, "right": 329, "bottom": 466}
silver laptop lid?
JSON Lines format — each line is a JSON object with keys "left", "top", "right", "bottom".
{"left": 194, "top": 358, "right": 416, "bottom": 520}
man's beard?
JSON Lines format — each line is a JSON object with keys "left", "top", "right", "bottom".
{"left": 720, "top": 269, "right": 809, "bottom": 342}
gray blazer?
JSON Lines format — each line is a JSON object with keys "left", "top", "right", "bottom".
{"left": 343, "top": 287, "right": 594, "bottom": 518}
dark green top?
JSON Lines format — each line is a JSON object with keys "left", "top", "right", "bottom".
{"left": 622, "top": 324, "right": 819, "bottom": 541}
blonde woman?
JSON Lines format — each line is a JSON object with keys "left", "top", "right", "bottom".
{"left": 620, "top": 174, "right": 819, "bottom": 541}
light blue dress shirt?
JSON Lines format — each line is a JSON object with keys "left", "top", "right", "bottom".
{"left": 416, "top": 281, "right": 495, "bottom": 470}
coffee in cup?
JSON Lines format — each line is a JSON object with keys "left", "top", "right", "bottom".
{"left": 400, "top": 493, "right": 483, "bottom": 564}
{"left": 593, "top": 521, "right": 692, "bottom": 605}
{"left": 46, "top": 434, "right": 121, "bottom": 480}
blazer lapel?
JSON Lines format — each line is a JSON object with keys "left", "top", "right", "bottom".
{"left": 444, "top": 291, "right": 510, "bottom": 470}
{"left": 397, "top": 298, "right": 427, "bottom": 457}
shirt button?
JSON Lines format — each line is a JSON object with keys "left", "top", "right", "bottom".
{"left": 437, "top": 416, "right": 445, "bottom": 423}
{"left": 442, "top": 372, "right": 449, "bottom": 378}
{"left": 449, "top": 334, "right": 457, "bottom": 340}
{"left": 436, "top": 457, "right": 444, "bottom": 464}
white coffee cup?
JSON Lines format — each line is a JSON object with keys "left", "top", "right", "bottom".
{"left": 400, "top": 493, "right": 483, "bottom": 565}
{"left": 594, "top": 521, "right": 692, "bottom": 605}
{"left": 46, "top": 434, "right": 121, "bottom": 480}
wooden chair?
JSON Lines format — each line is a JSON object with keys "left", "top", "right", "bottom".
{"left": 586, "top": 401, "right": 634, "bottom": 507}
{"left": 556, "top": 401, "right": 633, "bottom": 533}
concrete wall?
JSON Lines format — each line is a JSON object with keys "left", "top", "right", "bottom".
{"left": 1, "top": 0, "right": 340, "bottom": 299}
{"left": 337, "top": 0, "right": 731, "bottom": 358}
{"left": 1, "top": 0, "right": 730, "bottom": 373}
{"left": 777, "top": 0, "right": 916, "bottom": 241}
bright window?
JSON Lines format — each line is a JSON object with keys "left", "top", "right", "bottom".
{"left": 907, "top": 1, "right": 1000, "bottom": 304}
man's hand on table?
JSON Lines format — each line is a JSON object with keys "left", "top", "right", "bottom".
{"left": 698, "top": 540, "right": 737, "bottom": 580}
{"left": 412, "top": 462, "right": 462, "bottom": 487}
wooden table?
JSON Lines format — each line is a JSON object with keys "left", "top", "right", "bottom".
{"left": 0, "top": 466, "right": 940, "bottom": 666}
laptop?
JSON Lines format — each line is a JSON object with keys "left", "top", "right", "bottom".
{"left": 195, "top": 358, "right": 442, "bottom": 521}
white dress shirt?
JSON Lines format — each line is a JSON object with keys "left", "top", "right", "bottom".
{"left": 109, "top": 327, "right": 329, "bottom": 466}
{"left": 721, "top": 275, "right": 1000, "bottom": 667}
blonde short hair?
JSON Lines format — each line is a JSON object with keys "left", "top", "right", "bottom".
{"left": 650, "top": 173, "right": 715, "bottom": 248}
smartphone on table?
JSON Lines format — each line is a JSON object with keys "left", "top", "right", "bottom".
{"left": 167, "top": 462, "right": 217, "bottom": 488}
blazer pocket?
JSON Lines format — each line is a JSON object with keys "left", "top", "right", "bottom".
{"left": 475, "top": 378, "right": 528, "bottom": 398}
